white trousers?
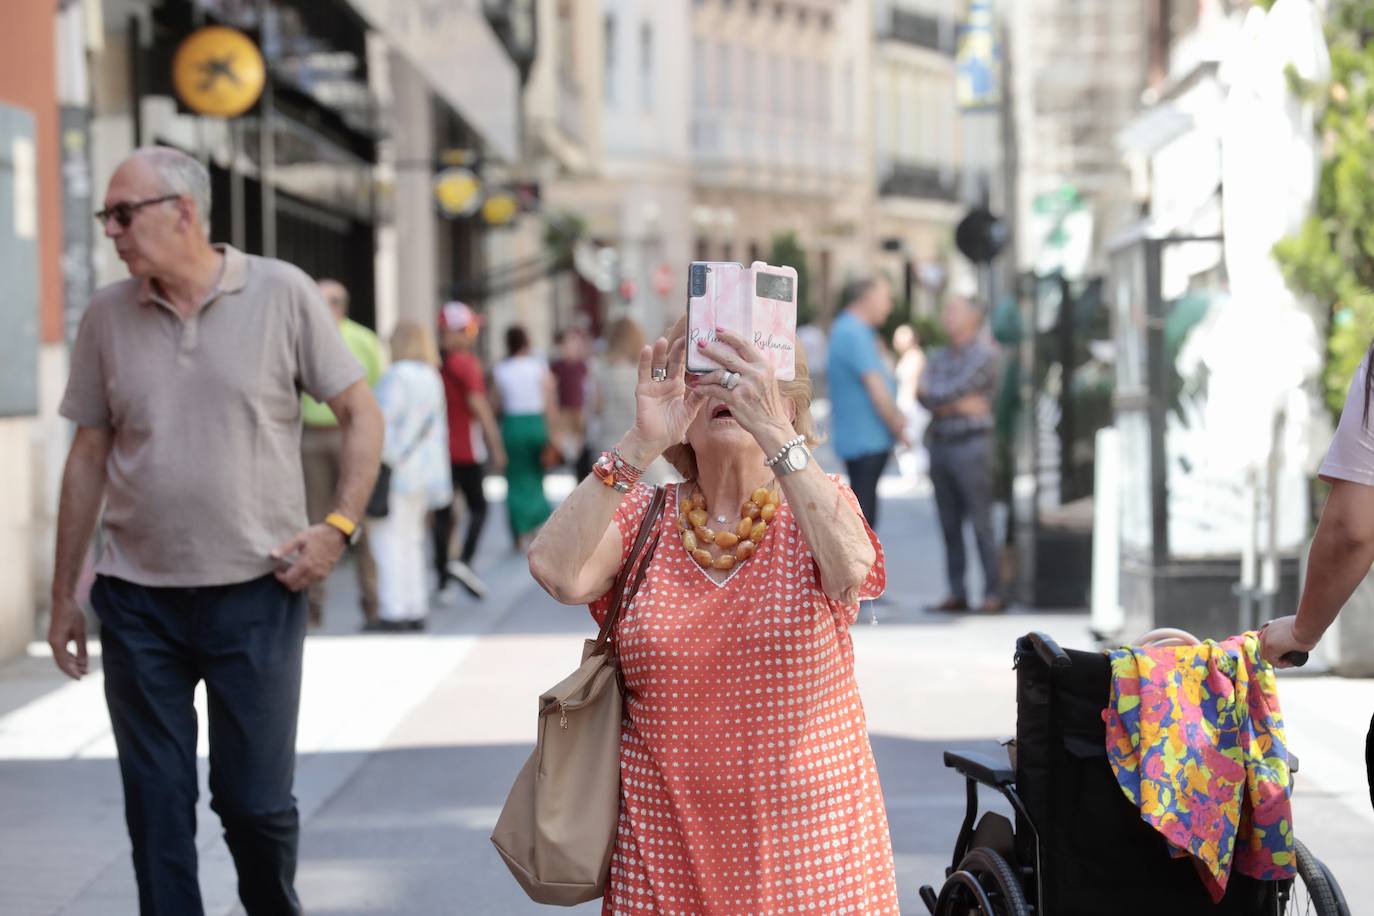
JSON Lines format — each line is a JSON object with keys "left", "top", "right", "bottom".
{"left": 368, "top": 491, "right": 430, "bottom": 622}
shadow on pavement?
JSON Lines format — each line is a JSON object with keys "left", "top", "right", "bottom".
{"left": 283, "top": 734, "right": 1009, "bottom": 915}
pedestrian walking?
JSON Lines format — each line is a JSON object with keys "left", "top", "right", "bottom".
{"left": 47, "top": 147, "right": 383, "bottom": 916}
{"left": 433, "top": 301, "right": 505, "bottom": 600}
{"left": 588, "top": 317, "right": 675, "bottom": 485}
{"left": 588, "top": 318, "right": 644, "bottom": 459}
{"left": 300, "top": 278, "right": 385, "bottom": 627}
{"left": 918, "top": 296, "right": 1004, "bottom": 613}
{"left": 893, "top": 322, "right": 931, "bottom": 481}
{"left": 492, "top": 325, "right": 555, "bottom": 549}
{"left": 797, "top": 318, "right": 829, "bottom": 397}
{"left": 550, "top": 327, "right": 594, "bottom": 479}
{"left": 826, "top": 276, "right": 910, "bottom": 527}
{"left": 368, "top": 321, "right": 452, "bottom": 632}
{"left": 1261, "top": 350, "right": 1374, "bottom": 810}
{"left": 527, "top": 320, "right": 900, "bottom": 913}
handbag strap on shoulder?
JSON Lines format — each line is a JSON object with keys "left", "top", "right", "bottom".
{"left": 591, "top": 486, "right": 666, "bottom": 656}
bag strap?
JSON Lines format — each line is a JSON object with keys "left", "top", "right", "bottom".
{"left": 590, "top": 486, "right": 667, "bottom": 657}
{"left": 394, "top": 412, "right": 437, "bottom": 467}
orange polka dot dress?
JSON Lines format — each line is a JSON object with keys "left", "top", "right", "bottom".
{"left": 589, "top": 477, "right": 899, "bottom": 914}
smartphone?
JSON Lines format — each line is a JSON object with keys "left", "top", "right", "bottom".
{"left": 686, "top": 260, "right": 797, "bottom": 381}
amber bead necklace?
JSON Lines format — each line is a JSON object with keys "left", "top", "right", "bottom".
{"left": 678, "top": 482, "right": 779, "bottom": 572}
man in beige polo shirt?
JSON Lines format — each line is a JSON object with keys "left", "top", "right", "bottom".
{"left": 48, "top": 147, "right": 383, "bottom": 916}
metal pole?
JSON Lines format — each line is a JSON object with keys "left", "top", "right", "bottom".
{"left": 1259, "top": 407, "right": 1287, "bottom": 626}
{"left": 1238, "top": 468, "right": 1258, "bottom": 632}
{"left": 1144, "top": 239, "right": 1169, "bottom": 567}
{"left": 230, "top": 119, "right": 245, "bottom": 251}
{"left": 258, "top": 0, "right": 276, "bottom": 258}
{"left": 129, "top": 15, "right": 143, "bottom": 147}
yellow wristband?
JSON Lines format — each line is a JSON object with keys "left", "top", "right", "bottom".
{"left": 324, "top": 512, "right": 357, "bottom": 539}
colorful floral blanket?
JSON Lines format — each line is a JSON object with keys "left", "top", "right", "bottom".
{"left": 1104, "top": 632, "right": 1296, "bottom": 902}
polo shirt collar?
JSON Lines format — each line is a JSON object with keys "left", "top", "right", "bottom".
{"left": 138, "top": 244, "right": 248, "bottom": 308}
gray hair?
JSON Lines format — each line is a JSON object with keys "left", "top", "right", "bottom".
{"left": 839, "top": 275, "right": 884, "bottom": 311}
{"left": 135, "top": 146, "right": 212, "bottom": 235}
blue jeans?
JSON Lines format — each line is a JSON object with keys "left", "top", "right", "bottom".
{"left": 844, "top": 450, "right": 891, "bottom": 529}
{"left": 928, "top": 433, "right": 1001, "bottom": 603}
{"left": 93, "top": 574, "right": 306, "bottom": 916}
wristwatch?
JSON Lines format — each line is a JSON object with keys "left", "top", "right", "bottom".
{"left": 324, "top": 512, "right": 361, "bottom": 547}
{"left": 765, "top": 435, "right": 811, "bottom": 477}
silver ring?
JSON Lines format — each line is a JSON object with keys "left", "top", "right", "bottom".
{"left": 651, "top": 367, "right": 667, "bottom": 381}
{"left": 723, "top": 371, "right": 741, "bottom": 391}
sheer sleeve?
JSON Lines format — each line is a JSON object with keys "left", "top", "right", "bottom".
{"left": 588, "top": 482, "right": 661, "bottom": 626}
{"left": 818, "top": 474, "right": 886, "bottom": 627}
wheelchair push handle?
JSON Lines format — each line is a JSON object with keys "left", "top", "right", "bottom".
{"left": 1026, "top": 632, "right": 1071, "bottom": 669}
{"left": 1136, "top": 627, "right": 1308, "bottom": 667}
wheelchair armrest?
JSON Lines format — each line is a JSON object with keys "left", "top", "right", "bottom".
{"left": 944, "top": 750, "right": 1014, "bottom": 788}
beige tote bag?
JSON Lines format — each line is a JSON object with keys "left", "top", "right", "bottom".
{"left": 491, "top": 486, "right": 666, "bottom": 906}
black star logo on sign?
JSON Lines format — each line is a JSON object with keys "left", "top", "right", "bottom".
{"left": 196, "top": 53, "right": 242, "bottom": 93}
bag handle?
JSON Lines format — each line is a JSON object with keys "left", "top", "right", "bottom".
{"left": 394, "top": 412, "right": 437, "bottom": 468}
{"left": 590, "top": 486, "right": 667, "bottom": 658}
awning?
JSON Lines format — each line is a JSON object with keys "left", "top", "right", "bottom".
{"left": 346, "top": 0, "right": 519, "bottom": 160}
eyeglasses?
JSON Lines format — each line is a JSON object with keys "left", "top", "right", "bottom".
{"left": 94, "top": 195, "right": 181, "bottom": 228}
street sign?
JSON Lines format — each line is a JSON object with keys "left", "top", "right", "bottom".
{"left": 481, "top": 191, "right": 518, "bottom": 226}
{"left": 433, "top": 167, "right": 483, "bottom": 218}
{"left": 956, "top": 0, "right": 1001, "bottom": 112}
{"left": 172, "top": 26, "right": 266, "bottom": 118}
{"left": 955, "top": 206, "right": 1008, "bottom": 264}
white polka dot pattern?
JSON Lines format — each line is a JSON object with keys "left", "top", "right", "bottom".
{"left": 588, "top": 478, "right": 898, "bottom": 914}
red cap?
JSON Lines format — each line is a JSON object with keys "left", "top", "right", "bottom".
{"left": 438, "top": 301, "right": 481, "bottom": 332}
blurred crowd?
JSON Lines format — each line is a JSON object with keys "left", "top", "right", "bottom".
{"left": 309, "top": 271, "right": 1014, "bottom": 633}
{"left": 304, "top": 282, "right": 696, "bottom": 632}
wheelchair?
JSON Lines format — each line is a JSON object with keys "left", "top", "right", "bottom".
{"left": 918, "top": 633, "right": 1351, "bottom": 916}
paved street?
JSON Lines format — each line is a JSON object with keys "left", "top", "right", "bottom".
{"left": 2, "top": 473, "right": 1372, "bottom": 915}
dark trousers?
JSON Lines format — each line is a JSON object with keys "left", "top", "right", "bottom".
{"left": 93, "top": 574, "right": 306, "bottom": 916}
{"left": 432, "top": 461, "right": 488, "bottom": 584}
{"left": 929, "top": 433, "right": 1001, "bottom": 602}
{"left": 844, "top": 450, "right": 891, "bottom": 529}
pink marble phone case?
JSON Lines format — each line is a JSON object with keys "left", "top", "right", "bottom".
{"left": 686, "top": 261, "right": 796, "bottom": 381}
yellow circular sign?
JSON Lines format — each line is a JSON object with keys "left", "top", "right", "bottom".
{"left": 482, "top": 192, "right": 519, "bottom": 226}
{"left": 433, "top": 167, "right": 483, "bottom": 218}
{"left": 172, "top": 27, "right": 266, "bottom": 118}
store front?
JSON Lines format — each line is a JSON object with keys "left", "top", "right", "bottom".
{"left": 145, "top": 0, "right": 382, "bottom": 323}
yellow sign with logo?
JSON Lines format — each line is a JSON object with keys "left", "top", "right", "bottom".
{"left": 482, "top": 191, "right": 519, "bottom": 226}
{"left": 433, "top": 167, "right": 483, "bottom": 218}
{"left": 172, "top": 26, "right": 266, "bottom": 118}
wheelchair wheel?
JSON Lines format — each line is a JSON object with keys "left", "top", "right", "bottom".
{"left": 1284, "top": 839, "right": 1350, "bottom": 916}
{"left": 934, "top": 847, "right": 1030, "bottom": 916}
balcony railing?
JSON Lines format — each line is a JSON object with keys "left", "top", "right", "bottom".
{"left": 877, "top": 159, "right": 961, "bottom": 201}
{"left": 690, "top": 111, "right": 863, "bottom": 182}
{"left": 878, "top": 8, "right": 956, "bottom": 55}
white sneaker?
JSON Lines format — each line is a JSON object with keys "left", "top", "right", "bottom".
{"left": 447, "top": 560, "right": 488, "bottom": 599}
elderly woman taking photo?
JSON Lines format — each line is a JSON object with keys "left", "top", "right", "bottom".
{"left": 528, "top": 321, "right": 900, "bottom": 914}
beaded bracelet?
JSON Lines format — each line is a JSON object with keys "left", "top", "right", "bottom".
{"left": 592, "top": 448, "right": 644, "bottom": 494}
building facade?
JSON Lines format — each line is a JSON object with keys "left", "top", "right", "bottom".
{"left": 1007, "top": 0, "right": 1148, "bottom": 279}
{"left": 0, "top": 1, "right": 65, "bottom": 663}
{"left": 0, "top": 0, "right": 528, "bottom": 662}
{"left": 689, "top": 0, "right": 871, "bottom": 323}
{"left": 870, "top": 0, "right": 983, "bottom": 316}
